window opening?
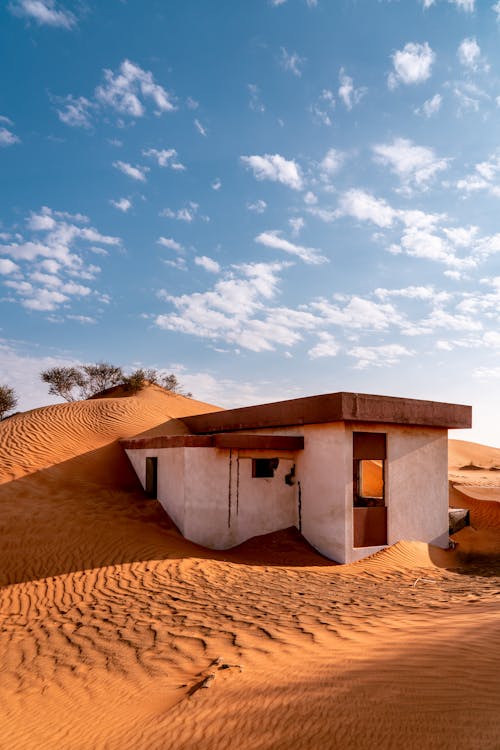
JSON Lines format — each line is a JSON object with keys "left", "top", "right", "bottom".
{"left": 252, "top": 458, "right": 279, "bottom": 478}
{"left": 353, "top": 432, "right": 387, "bottom": 547}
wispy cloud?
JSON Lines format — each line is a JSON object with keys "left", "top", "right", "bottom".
{"left": 338, "top": 68, "right": 366, "bottom": 110}
{"left": 372, "top": 137, "right": 450, "bottom": 191}
{"left": 55, "top": 95, "right": 93, "bottom": 128}
{"left": 241, "top": 153, "right": 303, "bottom": 190}
{"left": 248, "top": 84, "right": 265, "bottom": 113}
{"left": 110, "top": 197, "right": 132, "bottom": 213}
{"left": 247, "top": 199, "right": 267, "bottom": 213}
{"left": 9, "top": 0, "right": 76, "bottom": 29}
{"left": 280, "top": 47, "right": 305, "bottom": 77}
{"left": 0, "top": 116, "right": 20, "bottom": 146}
{"left": 255, "top": 230, "right": 327, "bottom": 264}
{"left": 142, "top": 147, "right": 185, "bottom": 170}
{"left": 348, "top": 344, "right": 414, "bottom": 369}
{"left": 194, "top": 118, "right": 207, "bottom": 136}
{"left": 160, "top": 202, "right": 200, "bottom": 222}
{"left": 195, "top": 256, "right": 220, "bottom": 273}
{"left": 157, "top": 236, "right": 183, "bottom": 251}
{"left": 113, "top": 160, "right": 149, "bottom": 182}
{"left": 415, "top": 93, "right": 442, "bottom": 118}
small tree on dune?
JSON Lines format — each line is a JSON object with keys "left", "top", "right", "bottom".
{"left": 79, "top": 362, "right": 124, "bottom": 398}
{"left": 40, "top": 363, "right": 192, "bottom": 401}
{"left": 162, "top": 373, "right": 192, "bottom": 398}
{"left": 40, "top": 367, "right": 84, "bottom": 402}
{"left": 0, "top": 384, "right": 18, "bottom": 420}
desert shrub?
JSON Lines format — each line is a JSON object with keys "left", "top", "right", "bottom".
{"left": 0, "top": 384, "right": 17, "bottom": 420}
{"left": 41, "top": 363, "right": 192, "bottom": 400}
{"left": 40, "top": 366, "right": 85, "bottom": 402}
{"left": 79, "top": 362, "right": 124, "bottom": 398}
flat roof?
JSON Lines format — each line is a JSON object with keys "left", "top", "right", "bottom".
{"left": 181, "top": 392, "right": 472, "bottom": 433}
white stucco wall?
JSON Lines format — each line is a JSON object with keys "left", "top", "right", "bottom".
{"left": 183, "top": 448, "right": 298, "bottom": 549}
{"left": 126, "top": 445, "right": 298, "bottom": 550}
{"left": 125, "top": 447, "right": 186, "bottom": 533}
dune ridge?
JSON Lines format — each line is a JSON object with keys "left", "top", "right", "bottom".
{"left": 0, "top": 388, "right": 499, "bottom": 749}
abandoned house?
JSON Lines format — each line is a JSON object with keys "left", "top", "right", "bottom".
{"left": 121, "top": 391, "right": 472, "bottom": 563}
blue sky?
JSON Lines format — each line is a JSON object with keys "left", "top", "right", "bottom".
{"left": 1, "top": 0, "right": 500, "bottom": 444}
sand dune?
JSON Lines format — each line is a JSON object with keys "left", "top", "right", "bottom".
{"left": 0, "top": 389, "right": 499, "bottom": 749}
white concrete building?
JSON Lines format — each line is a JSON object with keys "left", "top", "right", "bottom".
{"left": 122, "top": 391, "right": 471, "bottom": 563}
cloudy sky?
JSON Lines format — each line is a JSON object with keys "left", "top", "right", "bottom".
{"left": 1, "top": 0, "right": 500, "bottom": 444}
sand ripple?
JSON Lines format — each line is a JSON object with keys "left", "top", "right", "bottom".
{"left": 0, "top": 390, "right": 499, "bottom": 748}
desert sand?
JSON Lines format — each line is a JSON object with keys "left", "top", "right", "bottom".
{"left": 0, "top": 388, "right": 499, "bottom": 749}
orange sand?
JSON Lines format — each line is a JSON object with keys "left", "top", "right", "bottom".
{"left": 0, "top": 392, "right": 499, "bottom": 749}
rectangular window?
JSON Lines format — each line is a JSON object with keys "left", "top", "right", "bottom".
{"left": 252, "top": 458, "right": 279, "bottom": 478}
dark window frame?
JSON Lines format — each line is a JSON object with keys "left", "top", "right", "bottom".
{"left": 252, "top": 457, "right": 279, "bottom": 478}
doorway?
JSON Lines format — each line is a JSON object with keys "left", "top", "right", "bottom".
{"left": 145, "top": 457, "right": 158, "bottom": 498}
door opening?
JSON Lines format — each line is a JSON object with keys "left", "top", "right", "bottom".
{"left": 145, "top": 457, "right": 158, "bottom": 498}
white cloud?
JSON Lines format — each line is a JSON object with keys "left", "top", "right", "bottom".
{"left": 336, "top": 189, "right": 396, "bottom": 228}
{"left": 456, "top": 151, "right": 500, "bottom": 197}
{"left": 142, "top": 147, "right": 185, "bottom": 170}
{"left": 212, "top": 178, "right": 222, "bottom": 191}
{"left": 156, "top": 261, "right": 310, "bottom": 352}
{"left": 160, "top": 202, "right": 199, "bottom": 222}
{"left": 0, "top": 207, "right": 119, "bottom": 313}
{"left": 372, "top": 137, "right": 450, "bottom": 191}
{"left": 0, "top": 125, "right": 20, "bottom": 147}
{"left": 247, "top": 199, "right": 267, "bottom": 213}
{"left": 388, "top": 42, "right": 435, "bottom": 89}
{"left": 9, "top": 0, "right": 76, "bottom": 28}
{"left": 113, "top": 160, "right": 149, "bottom": 182}
{"left": 458, "top": 37, "right": 485, "bottom": 71}
{"left": 163, "top": 257, "right": 187, "bottom": 271}
{"left": 255, "top": 230, "right": 327, "bottom": 264}
{"left": 348, "top": 344, "right": 414, "bottom": 369}
{"left": 95, "top": 60, "right": 175, "bottom": 117}
{"left": 241, "top": 154, "right": 303, "bottom": 190}
{"left": 303, "top": 191, "right": 317, "bottom": 205}
{"left": 157, "top": 236, "right": 183, "bottom": 252}
{"left": 374, "top": 285, "right": 445, "bottom": 302}
{"left": 421, "top": 308, "right": 482, "bottom": 331}
{"left": 338, "top": 68, "right": 366, "bottom": 110}
{"left": 0, "top": 258, "right": 20, "bottom": 274}
{"left": 422, "top": 0, "right": 474, "bottom": 10}
{"left": 320, "top": 147, "right": 343, "bottom": 175}
{"left": 195, "top": 256, "right": 221, "bottom": 273}
{"left": 310, "top": 89, "right": 335, "bottom": 126}
{"left": 194, "top": 118, "right": 207, "bottom": 136}
{"left": 289, "top": 217, "right": 305, "bottom": 237}
{"left": 415, "top": 93, "right": 442, "bottom": 117}
{"left": 110, "top": 197, "right": 132, "bottom": 213}
{"left": 248, "top": 84, "right": 265, "bottom": 113}
{"left": 493, "top": 1, "right": 500, "bottom": 20}
{"left": 450, "top": 81, "right": 490, "bottom": 114}
{"left": 310, "top": 296, "right": 405, "bottom": 331}
{"left": 280, "top": 47, "right": 305, "bottom": 77}
{"left": 56, "top": 95, "right": 93, "bottom": 128}
{"left": 308, "top": 332, "right": 340, "bottom": 359}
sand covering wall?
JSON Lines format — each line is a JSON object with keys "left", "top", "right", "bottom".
{"left": 0, "top": 390, "right": 499, "bottom": 749}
